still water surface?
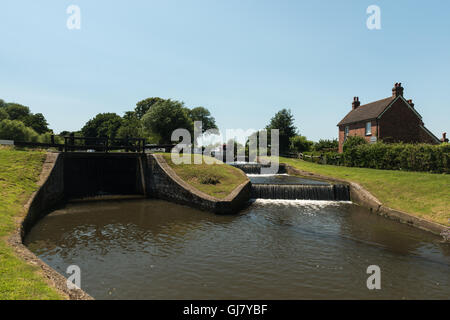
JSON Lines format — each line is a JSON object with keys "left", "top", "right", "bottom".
{"left": 25, "top": 198, "right": 450, "bottom": 299}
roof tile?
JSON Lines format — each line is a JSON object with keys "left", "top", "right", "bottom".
{"left": 337, "top": 97, "right": 394, "bottom": 126}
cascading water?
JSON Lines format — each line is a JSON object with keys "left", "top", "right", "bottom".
{"left": 251, "top": 183, "right": 350, "bottom": 201}
{"left": 242, "top": 169, "right": 350, "bottom": 201}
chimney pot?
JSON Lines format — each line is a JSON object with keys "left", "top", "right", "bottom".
{"left": 352, "top": 96, "right": 360, "bottom": 110}
{"left": 392, "top": 82, "right": 404, "bottom": 97}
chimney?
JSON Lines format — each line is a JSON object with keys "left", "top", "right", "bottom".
{"left": 407, "top": 99, "right": 414, "bottom": 108}
{"left": 352, "top": 96, "right": 360, "bottom": 110}
{"left": 392, "top": 82, "right": 404, "bottom": 97}
{"left": 442, "top": 132, "right": 449, "bottom": 143}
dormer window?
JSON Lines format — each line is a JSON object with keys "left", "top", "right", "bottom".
{"left": 365, "top": 122, "right": 372, "bottom": 135}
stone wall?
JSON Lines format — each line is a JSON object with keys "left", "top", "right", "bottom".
{"left": 147, "top": 154, "right": 251, "bottom": 214}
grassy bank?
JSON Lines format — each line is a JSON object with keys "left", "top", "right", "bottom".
{"left": 161, "top": 154, "right": 248, "bottom": 199}
{"left": 0, "top": 147, "right": 62, "bottom": 299}
{"left": 279, "top": 157, "right": 450, "bottom": 226}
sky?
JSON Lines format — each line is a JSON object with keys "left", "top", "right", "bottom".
{"left": 0, "top": 0, "right": 449, "bottom": 142}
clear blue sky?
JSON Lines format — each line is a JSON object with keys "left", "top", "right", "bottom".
{"left": 1, "top": 0, "right": 449, "bottom": 141}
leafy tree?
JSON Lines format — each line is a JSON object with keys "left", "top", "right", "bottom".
{"left": 290, "top": 135, "right": 313, "bottom": 153}
{"left": 0, "top": 99, "right": 6, "bottom": 108}
{"left": 188, "top": 107, "right": 217, "bottom": 132}
{"left": 0, "top": 108, "right": 9, "bottom": 121}
{"left": 23, "top": 113, "right": 49, "bottom": 134}
{"left": 343, "top": 135, "right": 367, "bottom": 152}
{"left": 4, "top": 103, "right": 30, "bottom": 121}
{"left": 59, "top": 131, "right": 72, "bottom": 136}
{"left": 135, "top": 97, "right": 165, "bottom": 119}
{"left": 0, "top": 119, "right": 38, "bottom": 142}
{"left": 81, "top": 113, "right": 123, "bottom": 138}
{"left": 266, "top": 108, "right": 297, "bottom": 153}
{"left": 117, "top": 112, "right": 144, "bottom": 139}
{"left": 314, "top": 139, "right": 339, "bottom": 152}
{"left": 142, "top": 99, "right": 192, "bottom": 144}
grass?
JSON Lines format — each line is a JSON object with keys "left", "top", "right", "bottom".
{"left": 0, "top": 146, "right": 63, "bottom": 299}
{"left": 277, "top": 156, "right": 450, "bottom": 226}
{"left": 161, "top": 153, "right": 248, "bottom": 199}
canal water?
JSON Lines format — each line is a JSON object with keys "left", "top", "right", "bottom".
{"left": 25, "top": 198, "right": 450, "bottom": 299}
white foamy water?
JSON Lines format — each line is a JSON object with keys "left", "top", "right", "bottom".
{"left": 252, "top": 198, "right": 352, "bottom": 207}
{"left": 246, "top": 173, "right": 289, "bottom": 177}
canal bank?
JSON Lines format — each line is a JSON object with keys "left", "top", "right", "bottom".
{"left": 281, "top": 162, "right": 450, "bottom": 240}
{"left": 7, "top": 150, "right": 450, "bottom": 299}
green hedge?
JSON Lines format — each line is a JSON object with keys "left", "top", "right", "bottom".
{"left": 301, "top": 143, "right": 449, "bottom": 173}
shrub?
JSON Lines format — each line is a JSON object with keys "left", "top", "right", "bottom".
{"left": 290, "top": 135, "right": 314, "bottom": 153}
{"left": 343, "top": 135, "right": 367, "bottom": 152}
{"left": 343, "top": 142, "right": 449, "bottom": 173}
{"left": 198, "top": 173, "right": 220, "bottom": 185}
{"left": 313, "top": 139, "right": 338, "bottom": 152}
{"left": 38, "top": 132, "right": 63, "bottom": 144}
{"left": 0, "top": 119, "right": 38, "bottom": 142}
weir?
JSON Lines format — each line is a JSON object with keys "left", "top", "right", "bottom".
{"left": 251, "top": 184, "right": 350, "bottom": 201}
{"left": 228, "top": 162, "right": 287, "bottom": 174}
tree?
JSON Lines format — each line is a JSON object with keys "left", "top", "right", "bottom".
{"left": 0, "top": 99, "right": 6, "bottom": 108}
{"left": 188, "top": 107, "right": 217, "bottom": 132}
{"left": 4, "top": 103, "right": 30, "bottom": 121}
{"left": 142, "top": 99, "right": 192, "bottom": 144}
{"left": 290, "top": 135, "right": 313, "bottom": 153}
{"left": 117, "top": 111, "right": 144, "bottom": 139}
{"left": 81, "top": 113, "right": 123, "bottom": 138}
{"left": 135, "top": 97, "right": 165, "bottom": 119}
{"left": 0, "top": 119, "right": 38, "bottom": 142}
{"left": 23, "top": 113, "right": 49, "bottom": 134}
{"left": 266, "top": 108, "right": 297, "bottom": 154}
{"left": 0, "top": 108, "right": 9, "bottom": 121}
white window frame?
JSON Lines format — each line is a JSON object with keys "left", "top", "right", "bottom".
{"left": 365, "top": 122, "right": 372, "bottom": 136}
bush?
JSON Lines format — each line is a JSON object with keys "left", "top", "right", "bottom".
{"left": 342, "top": 142, "right": 449, "bottom": 173}
{"left": 313, "top": 139, "right": 338, "bottom": 152}
{"left": 38, "top": 132, "right": 63, "bottom": 144}
{"left": 0, "top": 119, "right": 38, "bottom": 142}
{"left": 343, "top": 135, "right": 367, "bottom": 152}
{"left": 290, "top": 135, "right": 313, "bottom": 153}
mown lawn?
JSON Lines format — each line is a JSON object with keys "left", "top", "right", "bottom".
{"left": 161, "top": 153, "right": 248, "bottom": 199}
{"left": 0, "top": 147, "right": 63, "bottom": 299}
{"left": 278, "top": 157, "right": 450, "bottom": 226}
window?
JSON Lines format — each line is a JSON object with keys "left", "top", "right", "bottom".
{"left": 344, "top": 126, "right": 349, "bottom": 139}
{"left": 366, "top": 122, "right": 372, "bottom": 135}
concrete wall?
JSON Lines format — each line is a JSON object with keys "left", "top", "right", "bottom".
{"left": 21, "top": 153, "right": 65, "bottom": 237}
{"left": 284, "top": 163, "right": 450, "bottom": 240}
{"left": 146, "top": 154, "right": 251, "bottom": 214}
{"left": 11, "top": 152, "right": 92, "bottom": 300}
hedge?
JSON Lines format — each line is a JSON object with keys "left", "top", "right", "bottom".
{"left": 301, "top": 142, "right": 449, "bottom": 173}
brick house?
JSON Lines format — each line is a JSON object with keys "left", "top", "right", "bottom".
{"left": 337, "top": 83, "right": 441, "bottom": 153}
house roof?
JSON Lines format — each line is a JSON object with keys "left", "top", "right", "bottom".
{"left": 420, "top": 125, "right": 442, "bottom": 144}
{"left": 337, "top": 97, "right": 395, "bottom": 126}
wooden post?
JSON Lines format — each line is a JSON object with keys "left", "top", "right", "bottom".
{"left": 51, "top": 134, "right": 55, "bottom": 145}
